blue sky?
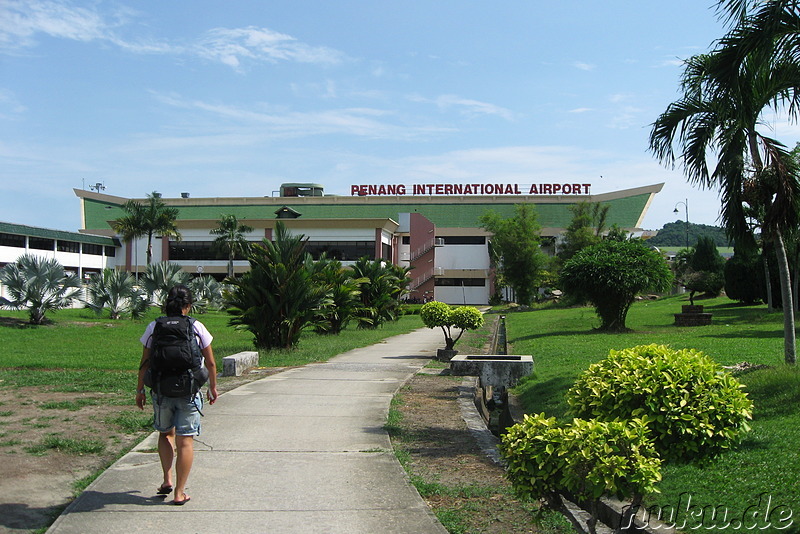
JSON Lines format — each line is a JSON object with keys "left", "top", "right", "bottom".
{"left": 3, "top": 1, "right": 799, "bottom": 233}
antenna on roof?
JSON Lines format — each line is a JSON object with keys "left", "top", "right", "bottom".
{"left": 89, "top": 182, "right": 106, "bottom": 193}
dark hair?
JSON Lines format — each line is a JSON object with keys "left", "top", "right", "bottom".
{"left": 164, "top": 284, "right": 193, "bottom": 316}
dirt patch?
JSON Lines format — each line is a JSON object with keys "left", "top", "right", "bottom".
{"left": 391, "top": 371, "right": 553, "bottom": 533}
{"left": 0, "top": 361, "right": 558, "bottom": 534}
{"left": 0, "top": 369, "right": 283, "bottom": 533}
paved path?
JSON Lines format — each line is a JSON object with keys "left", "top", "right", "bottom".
{"left": 47, "top": 327, "right": 449, "bottom": 534}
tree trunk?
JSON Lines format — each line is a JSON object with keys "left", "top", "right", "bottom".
{"left": 763, "top": 254, "right": 774, "bottom": 311}
{"left": 773, "top": 230, "right": 796, "bottom": 364}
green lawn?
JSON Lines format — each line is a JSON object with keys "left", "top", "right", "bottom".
{"left": 506, "top": 294, "right": 800, "bottom": 531}
{"left": 0, "top": 307, "right": 423, "bottom": 391}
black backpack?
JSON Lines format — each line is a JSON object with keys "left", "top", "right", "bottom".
{"left": 145, "top": 316, "right": 208, "bottom": 398}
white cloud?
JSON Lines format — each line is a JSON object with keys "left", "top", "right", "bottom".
{"left": 0, "top": 2, "right": 346, "bottom": 70}
{"left": 568, "top": 107, "right": 592, "bottom": 114}
{"left": 573, "top": 61, "right": 595, "bottom": 71}
{"left": 0, "top": 0, "right": 110, "bottom": 50}
{"left": 195, "top": 27, "right": 345, "bottom": 69}
{"left": 408, "top": 93, "right": 514, "bottom": 120}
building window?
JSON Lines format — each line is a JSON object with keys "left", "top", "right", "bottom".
{"left": 0, "top": 233, "right": 25, "bottom": 248}
{"left": 435, "top": 278, "right": 486, "bottom": 287}
{"left": 57, "top": 240, "right": 80, "bottom": 253}
{"left": 305, "top": 241, "right": 375, "bottom": 261}
{"left": 83, "top": 243, "right": 103, "bottom": 255}
{"left": 401, "top": 236, "right": 410, "bottom": 245}
{"left": 382, "top": 242, "right": 392, "bottom": 260}
{"left": 105, "top": 246, "right": 116, "bottom": 257}
{"left": 170, "top": 241, "right": 217, "bottom": 261}
{"left": 29, "top": 237, "right": 55, "bottom": 251}
{"left": 436, "top": 236, "right": 486, "bottom": 245}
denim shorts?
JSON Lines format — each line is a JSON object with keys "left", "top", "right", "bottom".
{"left": 151, "top": 392, "right": 203, "bottom": 436}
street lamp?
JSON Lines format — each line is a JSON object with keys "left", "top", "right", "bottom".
{"left": 673, "top": 199, "right": 689, "bottom": 248}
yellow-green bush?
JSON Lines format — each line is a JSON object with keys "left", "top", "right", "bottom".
{"left": 500, "top": 413, "right": 662, "bottom": 503}
{"left": 566, "top": 344, "right": 753, "bottom": 462}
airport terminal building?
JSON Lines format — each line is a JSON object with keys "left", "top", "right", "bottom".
{"left": 65, "top": 181, "right": 662, "bottom": 305}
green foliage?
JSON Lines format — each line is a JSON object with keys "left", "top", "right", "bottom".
{"left": 312, "top": 257, "right": 364, "bottom": 334}
{"left": 724, "top": 250, "right": 763, "bottom": 304}
{"left": 187, "top": 275, "right": 225, "bottom": 312}
{"left": 210, "top": 214, "right": 254, "bottom": 279}
{"left": 112, "top": 191, "right": 181, "bottom": 265}
{"left": 479, "top": 204, "right": 546, "bottom": 306}
{"left": 557, "top": 201, "right": 609, "bottom": 262}
{"left": 559, "top": 240, "right": 673, "bottom": 331}
{"left": 226, "top": 222, "right": 330, "bottom": 349}
{"left": 679, "top": 236, "right": 726, "bottom": 304}
{"left": 647, "top": 221, "right": 731, "bottom": 248}
{"left": 140, "top": 261, "right": 190, "bottom": 307}
{"left": 566, "top": 344, "right": 753, "bottom": 463}
{"left": 500, "top": 413, "right": 661, "bottom": 514}
{"left": 84, "top": 268, "right": 148, "bottom": 319}
{"left": 419, "top": 302, "right": 484, "bottom": 349}
{"left": 350, "top": 258, "right": 409, "bottom": 329}
{"left": 0, "top": 254, "right": 82, "bottom": 324}
{"left": 689, "top": 236, "right": 726, "bottom": 273}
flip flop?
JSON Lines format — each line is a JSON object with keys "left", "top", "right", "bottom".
{"left": 156, "top": 484, "right": 173, "bottom": 495}
{"left": 173, "top": 495, "right": 191, "bottom": 506}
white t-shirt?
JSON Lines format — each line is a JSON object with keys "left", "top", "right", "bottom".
{"left": 140, "top": 317, "right": 213, "bottom": 350}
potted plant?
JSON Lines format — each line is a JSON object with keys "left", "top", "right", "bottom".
{"left": 419, "top": 301, "right": 485, "bottom": 361}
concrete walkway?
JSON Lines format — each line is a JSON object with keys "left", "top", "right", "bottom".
{"left": 47, "top": 327, "right": 449, "bottom": 534}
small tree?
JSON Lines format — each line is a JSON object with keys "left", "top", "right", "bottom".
{"left": 479, "top": 204, "right": 546, "bottom": 306}
{"left": 350, "top": 258, "right": 409, "bottom": 329}
{"left": 140, "top": 261, "right": 190, "bottom": 308}
{"left": 112, "top": 191, "right": 181, "bottom": 266}
{"left": 560, "top": 240, "right": 673, "bottom": 332}
{"left": 724, "top": 249, "right": 763, "bottom": 304}
{"left": 557, "top": 201, "right": 610, "bottom": 262}
{"left": 84, "top": 268, "right": 148, "bottom": 319}
{"left": 210, "top": 214, "right": 254, "bottom": 279}
{"left": 312, "top": 256, "right": 364, "bottom": 335}
{"left": 0, "top": 255, "right": 82, "bottom": 324}
{"left": 680, "top": 236, "right": 726, "bottom": 304}
{"left": 226, "top": 222, "right": 329, "bottom": 349}
{"left": 419, "top": 301, "right": 484, "bottom": 350}
{"left": 188, "top": 275, "right": 225, "bottom": 312}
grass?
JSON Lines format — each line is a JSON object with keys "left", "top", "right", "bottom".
{"left": 506, "top": 293, "right": 800, "bottom": 529}
{"left": 25, "top": 435, "right": 106, "bottom": 455}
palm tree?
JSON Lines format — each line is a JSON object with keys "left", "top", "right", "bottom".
{"left": 141, "top": 261, "right": 191, "bottom": 307}
{"left": 350, "top": 258, "right": 410, "bottom": 329}
{"left": 112, "top": 192, "right": 182, "bottom": 266}
{"left": 84, "top": 268, "right": 148, "bottom": 319}
{"left": 649, "top": 42, "right": 800, "bottom": 363}
{"left": 226, "top": 222, "right": 330, "bottom": 349}
{"left": 0, "top": 255, "right": 82, "bottom": 324}
{"left": 210, "top": 214, "right": 254, "bottom": 279}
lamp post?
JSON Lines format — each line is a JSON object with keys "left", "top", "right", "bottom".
{"left": 673, "top": 199, "right": 689, "bottom": 249}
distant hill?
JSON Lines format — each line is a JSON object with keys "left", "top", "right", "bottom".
{"left": 647, "top": 220, "right": 732, "bottom": 248}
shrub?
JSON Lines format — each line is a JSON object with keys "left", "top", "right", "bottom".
{"left": 419, "top": 301, "right": 484, "bottom": 350}
{"left": 500, "top": 413, "right": 661, "bottom": 533}
{"left": 559, "top": 240, "right": 673, "bottom": 332}
{"left": 566, "top": 344, "right": 753, "bottom": 463}
{"left": 724, "top": 251, "right": 763, "bottom": 304}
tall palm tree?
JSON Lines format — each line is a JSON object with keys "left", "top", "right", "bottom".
{"left": 210, "top": 214, "right": 254, "bottom": 279}
{"left": 112, "top": 192, "right": 182, "bottom": 266}
{"left": 650, "top": 43, "right": 800, "bottom": 363}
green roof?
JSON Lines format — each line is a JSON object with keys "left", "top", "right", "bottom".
{"left": 0, "top": 221, "right": 118, "bottom": 246}
{"left": 83, "top": 194, "right": 653, "bottom": 233}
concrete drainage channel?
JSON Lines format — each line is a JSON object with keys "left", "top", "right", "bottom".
{"left": 444, "top": 316, "right": 671, "bottom": 534}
